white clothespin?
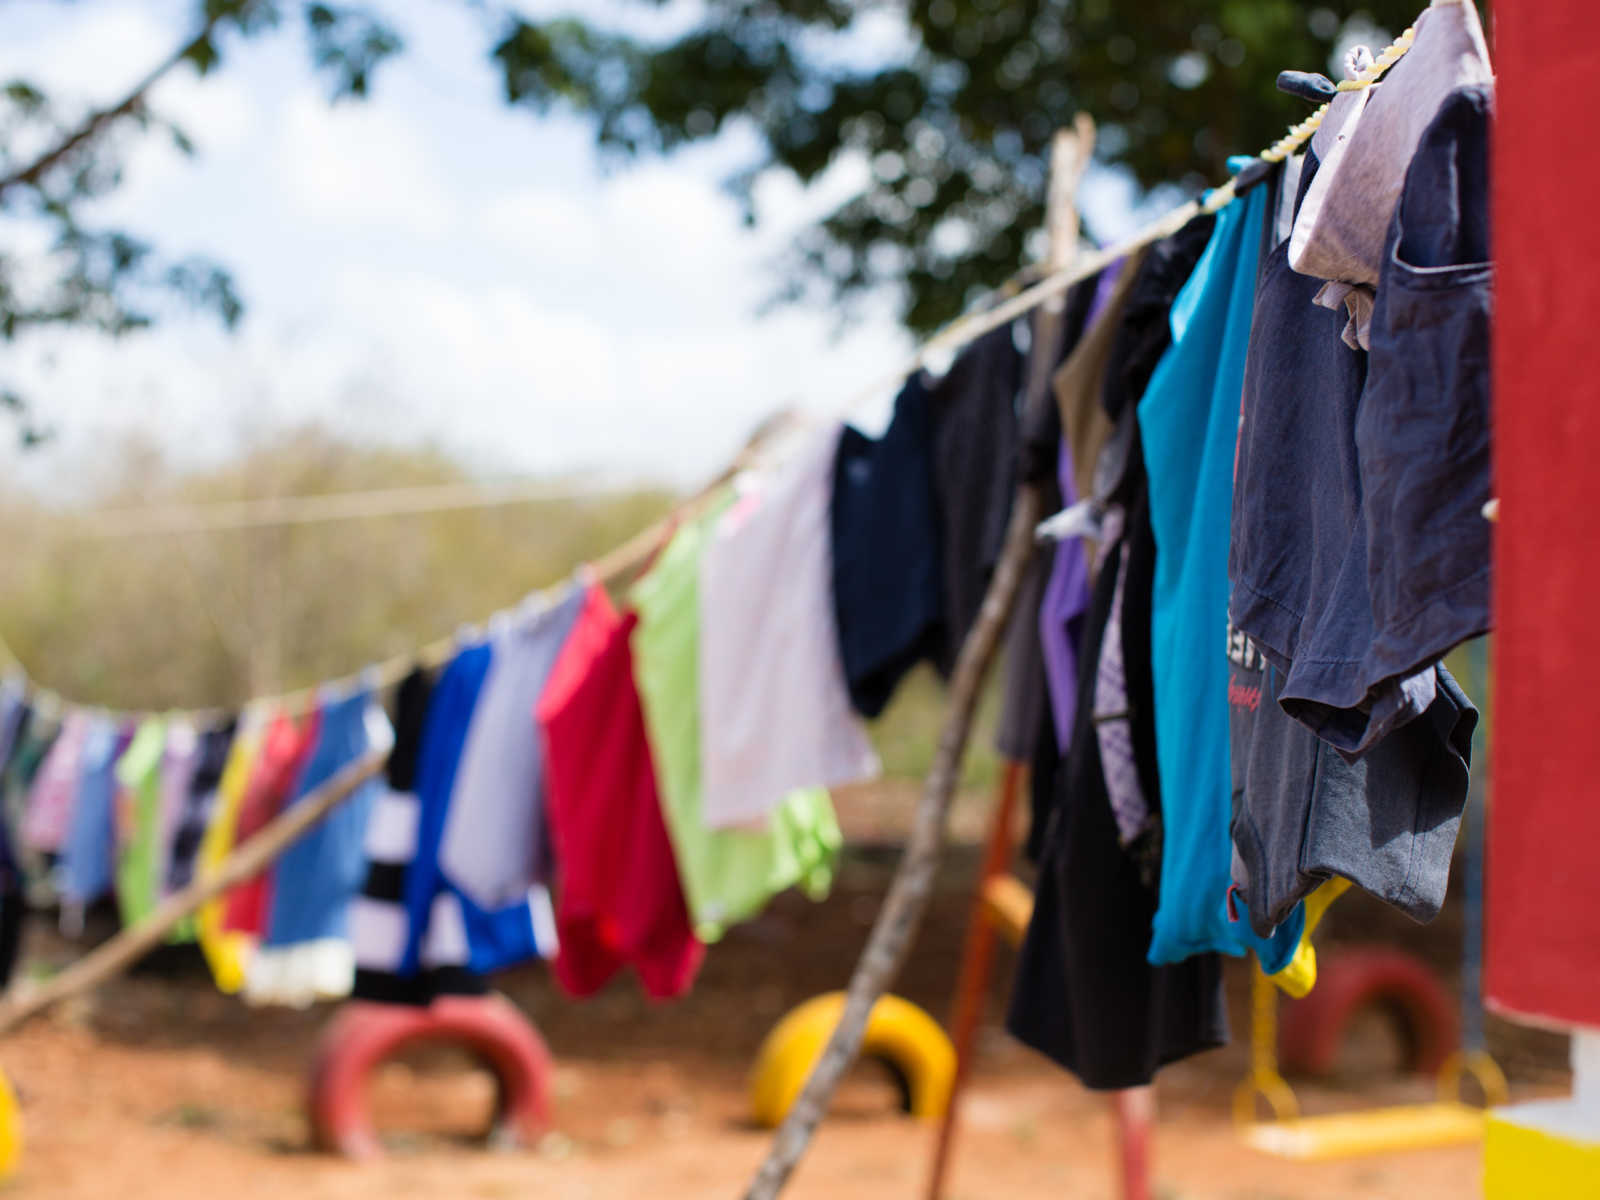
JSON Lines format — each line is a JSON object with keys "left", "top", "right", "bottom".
{"left": 1035, "top": 497, "right": 1106, "bottom": 544}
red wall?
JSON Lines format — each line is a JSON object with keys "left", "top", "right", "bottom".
{"left": 1487, "top": 5, "right": 1600, "bottom": 1029}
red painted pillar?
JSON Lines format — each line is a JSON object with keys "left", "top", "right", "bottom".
{"left": 1486, "top": 5, "right": 1600, "bottom": 1029}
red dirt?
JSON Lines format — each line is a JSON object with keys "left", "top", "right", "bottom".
{"left": 0, "top": 792, "right": 1570, "bottom": 1198}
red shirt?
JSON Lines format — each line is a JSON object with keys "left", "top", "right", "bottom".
{"left": 537, "top": 584, "right": 702, "bottom": 999}
{"left": 219, "top": 709, "right": 320, "bottom": 936}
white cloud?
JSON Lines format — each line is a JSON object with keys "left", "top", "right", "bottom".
{"left": 274, "top": 91, "right": 455, "bottom": 238}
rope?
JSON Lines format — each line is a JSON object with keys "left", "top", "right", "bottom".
{"left": 52, "top": 475, "right": 661, "bottom": 539}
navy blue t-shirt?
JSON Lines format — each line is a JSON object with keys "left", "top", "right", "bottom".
{"left": 830, "top": 376, "right": 946, "bottom": 718}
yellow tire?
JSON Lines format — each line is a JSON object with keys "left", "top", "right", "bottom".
{"left": 0, "top": 1065, "right": 22, "bottom": 1180}
{"left": 748, "top": 992, "right": 954, "bottom": 1129}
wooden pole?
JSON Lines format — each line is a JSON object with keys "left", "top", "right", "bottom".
{"left": 921, "top": 116, "right": 1093, "bottom": 1200}
{"left": 923, "top": 759, "right": 1024, "bottom": 1199}
{"left": 0, "top": 746, "right": 389, "bottom": 1034}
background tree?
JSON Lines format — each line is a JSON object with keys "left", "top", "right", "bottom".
{"left": 1, "top": 0, "right": 1448, "bottom": 440}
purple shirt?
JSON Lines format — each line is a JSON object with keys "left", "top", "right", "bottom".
{"left": 1038, "top": 261, "right": 1123, "bottom": 748}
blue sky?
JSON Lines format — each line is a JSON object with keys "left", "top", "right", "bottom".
{"left": 0, "top": 0, "right": 1148, "bottom": 497}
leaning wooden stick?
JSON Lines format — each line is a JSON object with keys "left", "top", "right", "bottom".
{"left": 0, "top": 746, "right": 389, "bottom": 1035}
{"left": 741, "top": 480, "right": 1042, "bottom": 1200}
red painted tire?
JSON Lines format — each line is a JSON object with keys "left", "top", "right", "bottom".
{"left": 1278, "top": 947, "right": 1458, "bottom": 1079}
{"left": 308, "top": 994, "right": 553, "bottom": 1160}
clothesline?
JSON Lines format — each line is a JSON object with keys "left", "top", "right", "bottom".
{"left": 55, "top": 474, "right": 668, "bottom": 538}
{"left": 0, "top": 15, "right": 1419, "bottom": 728}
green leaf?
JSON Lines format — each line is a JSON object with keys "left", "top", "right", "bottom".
{"left": 183, "top": 35, "right": 221, "bottom": 76}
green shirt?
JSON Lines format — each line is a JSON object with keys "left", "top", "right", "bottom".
{"left": 630, "top": 497, "right": 841, "bottom": 941}
{"left": 114, "top": 717, "right": 168, "bottom": 929}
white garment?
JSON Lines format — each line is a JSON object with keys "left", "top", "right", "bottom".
{"left": 698, "top": 423, "right": 880, "bottom": 830}
{"left": 1289, "top": 0, "right": 1492, "bottom": 329}
{"left": 437, "top": 585, "right": 585, "bottom": 910}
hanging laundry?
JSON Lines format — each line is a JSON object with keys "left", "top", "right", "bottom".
{"left": 352, "top": 667, "right": 487, "bottom": 1004}
{"left": 540, "top": 583, "right": 704, "bottom": 1000}
{"left": 1011, "top": 223, "right": 1232, "bottom": 1090}
{"left": 0, "top": 682, "right": 30, "bottom": 988}
{"left": 401, "top": 639, "right": 560, "bottom": 982}
{"left": 1226, "top": 111, "right": 1483, "bottom": 932}
{"left": 113, "top": 717, "right": 169, "bottom": 929}
{"left": 1037, "top": 257, "right": 1140, "bottom": 750}
{"left": 0, "top": 679, "right": 25, "bottom": 774}
{"left": 631, "top": 498, "right": 841, "bottom": 942}
{"left": 167, "top": 718, "right": 237, "bottom": 894}
{"left": 1281, "top": 85, "right": 1492, "bottom": 751}
{"left": 699, "top": 425, "right": 880, "bottom": 830}
{"left": 927, "top": 325, "right": 1024, "bottom": 676}
{"left": 57, "top": 716, "right": 126, "bottom": 911}
{"left": 1, "top": 704, "right": 55, "bottom": 820}
{"left": 996, "top": 277, "right": 1103, "bottom": 764}
{"left": 1053, "top": 257, "right": 1135, "bottom": 504}
{"left": 20, "top": 708, "right": 90, "bottom": 855}
{"left": 156, "top": 718, "right": 201, "bottom": 940}
{"left": 1227, "top": 623, "right": 1474, "bottom": 935}
{"left": 1136, "top": 179, "right": 1305, "bottom": 971}
{"left": 1024, "top": 224, "right": 1209, "bottom": 865}
{"left": 353, "top": 668, "right": 452, "bottom": 1003}
{"left": 830, "top": 377, "right": 946, "bottom": 718}
{"left": 196, "top": 706, "right": 267, "bottom": 994}
{"left": 1009, "top": 428, "right": 1228, "bottom": 1087}
{"left": 0, "top": 802, "right": 21, "bottom": 992}
{"left": 436, "top": 586, "right": 585, "bottom": 933}
{"left": 1289, "top": 0, "right": 1492, "bottom": 349}
{"left": 219, "top": 709, "right": 320, "bottom": 939}
{"left": 246, "top": 689, "right": 390, "bottom": 1008}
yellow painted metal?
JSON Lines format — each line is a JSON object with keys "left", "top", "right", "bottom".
{"left": 1485, "top": 1111, "right": 1600, "bottom": 1199}
{"left": 1234, "top": 960, "right": 1300, "bottom": 1126}
{"left": 748, "top": 992, "right": 955, "bottom": 1129}
{"left": 978, "top": 874, "right": 1034, "bottom": 949}
{"left": 1244, "top": 1102, "right": 1486, "bottom": 1161}
{"left": 0, "top": 1065, "right": 21, "bottom": 1180}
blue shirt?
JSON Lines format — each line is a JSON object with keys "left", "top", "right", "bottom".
{"left": 1138, "top": 176, "right": 1304, "bottom": 970}
{"left": 264, "top": 689, "right": 381, "bottom": 947}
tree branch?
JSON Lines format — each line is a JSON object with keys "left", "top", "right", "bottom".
{"left": 0, "top": 19, "right": 220, "bottom": 202}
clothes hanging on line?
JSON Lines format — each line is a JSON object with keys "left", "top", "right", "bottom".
{"left": 631, "top": 496, "right": 842, "bottom": 943}
{"left": 926, "top": 325, "right": 1025, "bottom": 677}
{"left": 21, "top": 709, "right": 90, "bottom": 856}
{"left": 113, "top": 716, "right": 172, "bottom": 930}
{"left": 219, "top": 710, "right": 319, "bottom": 940}
{"left": 1137, "top": 171, "right": 1305, "bottom": 971}
{"left": 1289, "top": 0, "right": 1492, "bottom": 350}
{"left": 830, "top": 377, "right": 946, "bottom": 719}
{"left": 540, "top": 583, "right": 704, "bottom": 1000}
{"left": 1008, "top": 293, "right": 1232, "bottom": 1083}
{"left": 993, "top": 274, "right": 1099, "bottom": 765}
{"left": 57, "top": 716, "right": 126, "bottom": 911}
{"left": 351, "top": 665, "right": 487, "bottom": 1005}
{"left": 433, "top": 585, "right": 586, "bottom": 966}
{"left": 167, "top": 718, "right": 236, "bottom": 896}
{"left": 399, "top": 639, "right": 559, "bottom": 982}
{"left": 1225, "top": 90, "right": 1488, "bottom": 936}
{"left": 246, "top": 689, "right": 389, "bottom": 1008}
{"left": 698, "top": 423, "right": 880, "bottom": 830}
{"left": 196, "top": 706, "right": 266, "bottom": 994}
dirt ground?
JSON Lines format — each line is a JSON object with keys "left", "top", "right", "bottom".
{"left": 0, "top": 783, "right": 1571, "bottom": 1199}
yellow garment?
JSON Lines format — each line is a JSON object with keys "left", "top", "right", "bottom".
{"left": 195, "top": 711, "right": 266, "bottom": 994}
{"left": 1267, "top": 878, "right": 1352, "bottom": 999}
